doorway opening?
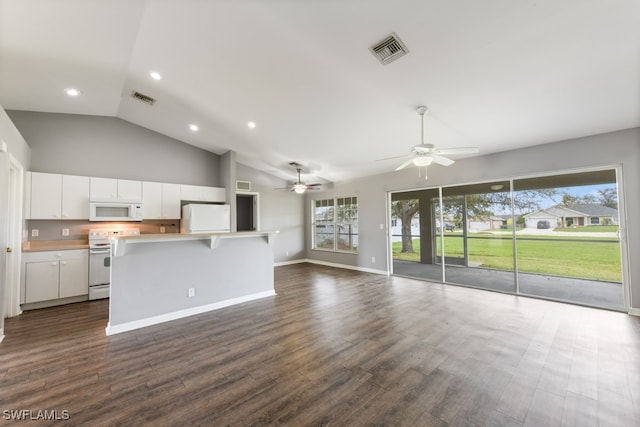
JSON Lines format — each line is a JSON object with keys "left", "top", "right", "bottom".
{"left": 236, "top": 192, "right": 259, "bottom": 232}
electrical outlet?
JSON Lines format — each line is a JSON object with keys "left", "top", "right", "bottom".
{"left": 379, "top": 223, "right": 384, "bottom": 230}
{"left": 372, "top": 256, "right": 376, "bottom": 263}
{"left": 285, "top": 250, "right": 289, "bottom": 257}
{"left": 62, "top": 228, "right": 70, "bottom": 236}
{"left": 160, "top": 226, "right": 166, "bottom": 233}
{"left": 188, "top": 287, "right": 195, "bottom": 298}
{"left": 31, "top": 229, "right": 39, "bottom": 237}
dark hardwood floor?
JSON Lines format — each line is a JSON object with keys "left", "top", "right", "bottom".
{"left": 1, "top": 263, "right": 639, "bottom": 426}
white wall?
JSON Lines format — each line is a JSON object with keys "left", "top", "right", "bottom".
{"left": 306, "top": 128, "right": 640, "bottom": 311}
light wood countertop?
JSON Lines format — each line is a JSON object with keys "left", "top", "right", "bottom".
{"left": 22, "top": 239, "right": 89, "bottom": 252}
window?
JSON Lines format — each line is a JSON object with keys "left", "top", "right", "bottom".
{"left": 590, "top": 217, "right": 600, "bottom": 225}
{"left": 313, "top": 196, "right": 358, "bottom": 253}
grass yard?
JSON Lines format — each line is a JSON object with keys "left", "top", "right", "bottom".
{"left": 393, "top": 234, "right": 622, "bottom": 282}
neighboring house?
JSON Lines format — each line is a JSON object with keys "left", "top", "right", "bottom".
{"left": 467, "top": 216, "right": 505, "bottom": 231}
{"left": 524, "top": 204, "right": 619, "bottom": 228}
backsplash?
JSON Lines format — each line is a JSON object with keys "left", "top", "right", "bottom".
{"left": 26, "top": 220, "right": 180, "bottom": 241}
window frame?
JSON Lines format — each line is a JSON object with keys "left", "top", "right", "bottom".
{"left": 312, "top": 196, "right": 358, "bottom": 253}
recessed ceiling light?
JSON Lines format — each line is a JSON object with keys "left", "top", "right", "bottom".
{"left": 189, "top": 124, "right": 199, "bottom": 132}
{"left": 64, "top": 88, "right": 82, "bottom": 96}
{"left": 247, "top": 121, "right": 256, "bottom": 129}
{"left": 149, "top": 71, "right": 162, "bottom": 81}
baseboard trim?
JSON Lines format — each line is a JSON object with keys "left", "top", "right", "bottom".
{"left": 105, "top": 290, "right": 276, "bottom": 336}
{"left": 274, "top": 259, "right": 307, "bottom": 267}
{"left": 304, "top": 259, "right": 389, "bottom": 276}
{"left": 629, "top": 307, "right": 640, "bottom": 316}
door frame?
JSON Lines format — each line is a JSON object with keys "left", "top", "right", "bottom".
{"left": 4, "top": 153, "right": 24, "bottom": 318}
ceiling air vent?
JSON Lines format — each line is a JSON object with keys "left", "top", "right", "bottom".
{"left": 130, "top": 91, "right": 156, "bottom": 106}
{"left": 369, "top": 32, "right": 409, "bottom": 65}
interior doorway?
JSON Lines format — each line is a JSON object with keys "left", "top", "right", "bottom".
{"left": 236, "top": 192, "right": 259, "bottom": 232}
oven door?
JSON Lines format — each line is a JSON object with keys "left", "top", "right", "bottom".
{"left": 89, "top": 248, "right": 111, "bottom": 287}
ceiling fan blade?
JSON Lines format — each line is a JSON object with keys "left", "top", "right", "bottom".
{"left": 306, "top": 183, "right": 322, "bottom": 187}
{"left": 376, "top": 154, "right": 410, "bottom": 162}
{"left": 395, "top": 159, "right": 415, "bottom": 171}
{"left": 434, "top": 147, "right": 479, "bottom": 155}
{"left": 432, "top": 155, "right": 455, "bottom": 166}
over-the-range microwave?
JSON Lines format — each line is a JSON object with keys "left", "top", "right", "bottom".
{"left": 89, "top": 201, "right": 143, "bottom": 222}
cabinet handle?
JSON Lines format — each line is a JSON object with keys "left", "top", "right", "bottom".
{"left": 61, "top": 261, "right": 67, "bottom": 266}
{"left": 53, "top": 214, "right": 60, "bottom": 218}
{"left": 50, "top": 262, "right": 57, "bottom": 267}
{"left": 56, "top": 253, "right": 62, "bottom": 257}
{"left": 62, "top": 213, "right": 68, "bottom": 218}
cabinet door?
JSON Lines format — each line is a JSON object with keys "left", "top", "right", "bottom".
{"left": 59, "top": 258, "right": 88, "bottom": 298}
{"left": 142, "top": 181, "right": 162, "bottom": 219}
{"left": 30, "top": 172, "right": 62, "bottom": 219}
{"left": 162, "top": 183, "right": 181, "bottom": 219}
{"left": 117, "top": 179, "right": 142, "bottom": 201}
{"left": 25, "top": 261, "right": 59, "bottom": 303}
{"left": 62, "top": 175, "right": 90, "bottom": 219}
{"left": 90, "top": 177, "right": 118, "bottom": 201}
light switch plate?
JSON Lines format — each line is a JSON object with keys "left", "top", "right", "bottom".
{"left": 31, "top": 229, "right": 39, "bottom": 237}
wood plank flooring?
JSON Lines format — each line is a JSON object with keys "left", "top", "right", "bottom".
{"left": 1, "top": 263, "right": 639, "bottom": 426}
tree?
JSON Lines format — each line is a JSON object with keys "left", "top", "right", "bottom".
{"left": 597, "top": 188, "right": 618, "bottom": 209}
{"left": 392, "top": 199, "right": 419, "bottom": 253}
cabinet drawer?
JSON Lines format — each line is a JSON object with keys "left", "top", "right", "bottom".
{"left": 25, "top": 249, "right": 88, "bottom": 263}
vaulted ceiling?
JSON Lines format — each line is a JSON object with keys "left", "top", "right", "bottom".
{"left": 1, "top": 0, "right": 638, "bottom": 183}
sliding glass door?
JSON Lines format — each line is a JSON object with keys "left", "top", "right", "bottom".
{"left": 389, "top": 168, "right": 626, "bottom": 311}
{"left": 513, "top": 170, "right": 624, "bottom": 310}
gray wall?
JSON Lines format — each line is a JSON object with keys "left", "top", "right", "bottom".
{"left": 0, "top": 105, "right": 32, "bottom": 334}
{"left": 305, "top": 128, "right": 640, "bottom": 311}
{"left": 7, "top": 111, "right": 220, "bottom": 186}
{"left": 236, "top": 163, "right": 305, "bottom": 263}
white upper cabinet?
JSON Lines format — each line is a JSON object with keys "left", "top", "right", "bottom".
{"left": 180, "top": 184, "right": 226, "bottom": 203}
{"left": 142, "top": 181, "right": 162, "bottom": 219}
{"left": 30, "top": 172, "right": 89, "bottom": 220}
{"left": 61, "top": 175, "right": 90, "bottom": 219}
{"left": 142, "top": 182, "right": 181, "bottom": 219}
{"left": 30, "top": 172, "right": 62, "bottom": 219}
{"left": 90, "top": 177, "right": 142, "bottom": 201}
{"left": 161, "top": 183, "right": 181, "bottom": 219}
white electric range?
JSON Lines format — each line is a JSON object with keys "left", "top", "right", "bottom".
{"left": 88, "top": 228, "right": 140, "bottom": 300}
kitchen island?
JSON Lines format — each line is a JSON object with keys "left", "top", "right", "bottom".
{"left": 105, "top": 231, "right": 278, "bottom": 335}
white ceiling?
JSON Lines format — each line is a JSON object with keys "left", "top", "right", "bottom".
{"left": 1, "top": 0, "right": 638, "bottom": 183}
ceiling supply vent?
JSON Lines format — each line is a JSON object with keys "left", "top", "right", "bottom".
{"left": 369, "top": 32, "right": 409, "bottom": 65}
{"left": 130, "top": 91, "right": 156, "bottom": 106}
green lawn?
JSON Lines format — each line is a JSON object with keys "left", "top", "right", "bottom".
{"left": 393, "top": 235, "right": 622, "bottom": 282}
{"left": 553, "top": 225, "right": 618, "bottom": 233}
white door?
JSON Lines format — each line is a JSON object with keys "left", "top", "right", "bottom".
{"left": 117, "top": 179, "right": 142, "bottom": 201}
{"left": 161, "top": 183, "right": 181, "bottom": 219}
{"left": 142, "top": 181, "right": 162, "bottom": 219}
{"left": 90, "top": 177, "right": 118, "bottom": 201}
{"left": 3, "top": 153, "right": 24, "bottom": 318}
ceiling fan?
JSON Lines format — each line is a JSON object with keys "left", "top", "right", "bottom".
{"left": 278, "top": 166, "right": 322, "bottom": 194}
{"left": 379, "top": 106, "right": 479, "bottom": 174}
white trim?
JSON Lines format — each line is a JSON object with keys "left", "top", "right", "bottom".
{"left": 4, "top": 153, "right": 24, "bottom": 318}
{"left": 304, "top": 258, "right": 389, "bottom": 276}
{"left": 274, "top": 259, "right": 307, "bottom": 267}
{"left": 0, "top": 328, "right": 4, "bottom": 343}
{"left": 628, "top": 308, "right": 640, "bottom": 317}
{"left": 105, "top": 290, "right": 276, "bottom": 336}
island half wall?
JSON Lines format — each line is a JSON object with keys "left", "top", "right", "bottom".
{"left": 106, "top": 231, "right": 278, "bottom": 335}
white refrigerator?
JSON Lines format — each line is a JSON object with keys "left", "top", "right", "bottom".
{"left": 180, "top": 204, "right": 231, "bottom": 233}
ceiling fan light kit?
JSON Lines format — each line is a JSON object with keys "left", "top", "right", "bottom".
{"left": 377, "top": 105, "right": 479, "bottom": 175}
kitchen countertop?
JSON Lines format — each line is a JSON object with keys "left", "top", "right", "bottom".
{"left": 111, "top": 231, "right": 279, "bottom": 256}
{"left": 22, "top": 239, "right": 89, "bottom": 252}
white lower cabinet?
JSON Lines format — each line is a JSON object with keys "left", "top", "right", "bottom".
{"left": 23, "top": 250, "right": 88, "bottom": 304}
